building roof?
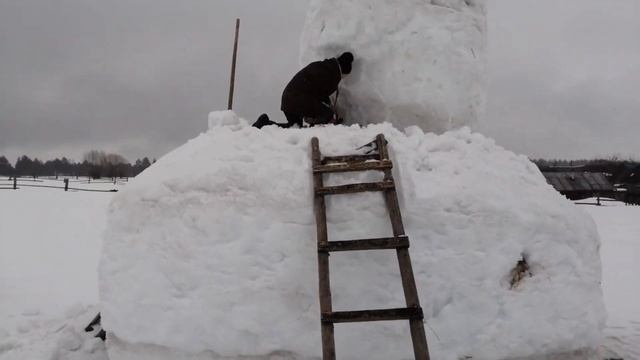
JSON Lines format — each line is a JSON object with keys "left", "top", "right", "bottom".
{"left": 542, "top": 172, "right": 613, "bottom": 193}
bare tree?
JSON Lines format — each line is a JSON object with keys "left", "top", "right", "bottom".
{"left": 83, "top": 150, "right": 129, "bottom": 179}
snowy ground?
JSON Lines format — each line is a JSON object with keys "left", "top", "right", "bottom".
{"left": 583, "top": 200, "right": 640, "bottom": 359}
{"left": 0, "top": 178, "right": 121, "bottom": 360}
{"left": 0, "top": 181, "right": 638, "bottom": 359}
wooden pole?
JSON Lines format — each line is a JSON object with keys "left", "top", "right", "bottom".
{"left": 227, "top": 18, "right": 240, "bottom": 110}
{"left": 13, "top": 177, "right": 17, "bottom": 190}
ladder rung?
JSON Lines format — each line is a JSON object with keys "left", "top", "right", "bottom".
{"left": 313, "top": 160, "right": 392, "bottom": 174}
{"left": 319, "top": 236, "right": 409, "bottom": 252}
{"left": 321, "top": 154, "right": 380, "bottom": 164}
{"left": 315, "top": 181, "right": 394, "bottom": 196}
{"left": 322, "top": 307, "right": 424, "bottom": 323}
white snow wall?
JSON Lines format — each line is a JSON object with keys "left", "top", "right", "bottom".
{"left": 99, "top": 112, "right": 605, "bottom": 360}
{"left": 300, "top": 0, "right": 487, "bottom": 132}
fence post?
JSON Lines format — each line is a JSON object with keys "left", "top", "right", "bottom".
{"left": 13, "top": 177, "right": 17, "bottom": 190}
{"left": 64, "top": 178, "right": 69, "bottom": 191}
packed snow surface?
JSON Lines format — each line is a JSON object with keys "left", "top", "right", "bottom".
{"left": 300, "top": 0, "right": 487, "bottom": 132}
{"left": 98, "top": 111, "right": 604, "bottom": 360}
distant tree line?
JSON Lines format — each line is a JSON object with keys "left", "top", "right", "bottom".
{"left": 533, "top": 158, "right": 640, "bottom": 186}
{"left": 0, "top": 151, "right": 155, "bottom": 179}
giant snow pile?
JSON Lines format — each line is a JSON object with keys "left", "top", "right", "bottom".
{"left": 99, "top": 111, "right": 605, "bottom": 360}
{"left": 301, "top": 0, "right": 487, "bottom": 132}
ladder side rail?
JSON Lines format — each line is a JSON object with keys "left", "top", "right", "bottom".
{"left": 376, "top": 134, "right": 431, "bottom": 360}
{"left": 311, "top": 137, "right": 337, "bottom": 360}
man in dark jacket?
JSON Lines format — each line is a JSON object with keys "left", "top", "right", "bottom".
{"left": 253, "top": 52, "right": 354, "bottom": 128}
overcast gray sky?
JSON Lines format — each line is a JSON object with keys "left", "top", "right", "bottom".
{"left": 1, "top": 0, "right": 639, "bottom": 163}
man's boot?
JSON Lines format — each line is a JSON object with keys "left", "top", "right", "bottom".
{"left": 252, "top": 114, "right": 274, "bottom": 129}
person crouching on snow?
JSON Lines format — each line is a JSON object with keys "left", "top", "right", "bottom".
{"left": 253, "top": 52, "right": 354, "bottom": 129}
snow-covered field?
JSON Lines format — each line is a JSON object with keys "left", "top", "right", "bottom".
{"left": 0, "top": 181, "right": 638, "bottom": 359}
{"left": 585, "top": 201, "right": 640, "bottom": 359}
{"left": 0, "top": 179, "right": 121, "bottom": 360}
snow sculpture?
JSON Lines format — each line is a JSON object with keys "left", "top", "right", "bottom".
{"left": 99, "top": 112, "right": 605, "bottom": 360}
{"left": 300, "top": 0, "right": 487, "bottom": 132}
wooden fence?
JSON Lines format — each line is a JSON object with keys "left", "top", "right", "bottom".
{"left": 0, "top": 176, "right": 123, "bottom": 193}
{"left": 618, "top": 191, "right": 640, "bottom": 206}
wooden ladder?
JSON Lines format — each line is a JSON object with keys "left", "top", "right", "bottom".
{"left": 310, "top": 134, "right": 431, "bottom": 360}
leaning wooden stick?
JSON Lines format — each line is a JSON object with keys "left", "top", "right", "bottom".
{"left": 227, "top": 18, "right": 240, "bottom": 110}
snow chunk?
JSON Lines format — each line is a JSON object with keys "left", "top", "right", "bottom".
{"left": 99, "top": 111, "right": 604, "bottom": 360}
{"left": 300, "top": 0, "right": 487, "bottom": 133}
{"left": 207, "top": 110, "right": 246, "bottom": 129}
